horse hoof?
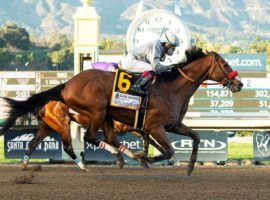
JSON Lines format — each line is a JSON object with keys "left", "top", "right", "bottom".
{"left": 187, "top": 163, "right": 195, "bottom": 176}
{"left": 133, "top": 151, "right": 145, "bottom": 160}
{"left": 83, "top": 167, "right": 89, "bottom": 172}
{"left": 21, "top": 163, "right": 27, "bottom": 171}
{"left": 78, "top": 163, "right": 89, "bottom": 172}
{"left": 116, "top": 161, "right": 125, "bottom": 169}
{"left": 31, "top": 165, "right": 42, "bottom": 171}
{"left": 139, "top": 159, "right": 150, "bottom": 169}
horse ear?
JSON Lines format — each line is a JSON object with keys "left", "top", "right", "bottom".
{"left": 206, "top": 50, "right": 210, "bottom": 54}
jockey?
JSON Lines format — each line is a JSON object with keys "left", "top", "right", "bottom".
{"left": 121, "top": 30, "right": 180, "bottom": 95}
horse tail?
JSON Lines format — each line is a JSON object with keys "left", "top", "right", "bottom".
{"left": 0, "top": 83, "right": 65, "bottom": 136}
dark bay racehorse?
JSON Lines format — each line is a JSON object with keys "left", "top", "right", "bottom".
{"left": 0, "top": 47, "right": 243, "bottom": 175}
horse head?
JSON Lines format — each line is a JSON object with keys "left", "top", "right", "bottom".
{"left": 205, "top": 51, "right": 243, "bottom": 93}
{"left": 173, "top": 47, "right": 243, "bottom": 93}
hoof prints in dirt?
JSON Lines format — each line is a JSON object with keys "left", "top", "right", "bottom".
{"left": 30, "top": 165, "right": 42, "bottom": 171}
{"left": 21, "top": 165, "right": 42, "bottom": 172}
{"left": 14, "top": 173, "right": 36, "bottom": 184}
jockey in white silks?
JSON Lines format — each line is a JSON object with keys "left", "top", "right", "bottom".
{"left": 121, "top": 30, "right": 180, "bottom": 95}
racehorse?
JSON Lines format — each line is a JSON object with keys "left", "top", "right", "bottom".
{"left": 21, "top": 101, "right": 146, "bottom": 171}
{"left": 0, "top": 47, "right": 243, "bottom": 175}
{"left": 19, "top": 61, "right": 146, "bottom": 171}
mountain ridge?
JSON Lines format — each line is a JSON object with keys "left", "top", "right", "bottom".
{"left": 0, "top": 0, "right": 269, "bottom": 45}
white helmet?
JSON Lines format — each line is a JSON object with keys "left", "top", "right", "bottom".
{"left": 160, "top": 30, "right": 180, "bottom": 46}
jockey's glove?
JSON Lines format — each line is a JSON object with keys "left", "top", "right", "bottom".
{"left": 156, "top": 64, "right": 174, "bottom": 74}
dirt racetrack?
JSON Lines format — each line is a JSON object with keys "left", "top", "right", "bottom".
{"left": 0, "top": 164, "right": 269, "bottom": 200}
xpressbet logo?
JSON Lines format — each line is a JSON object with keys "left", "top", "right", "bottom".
{"left": 224, "top": 58, "right": 262, "bottom": 67}
{"left": 171, "top": 139, "right": 226, "bottom": 150}
{"left": 86, "top": 140, "right": 141, "bottom": 151}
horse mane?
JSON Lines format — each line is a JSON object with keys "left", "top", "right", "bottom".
{"left": 157, "top": 46, "right": 207, "bottom": 81}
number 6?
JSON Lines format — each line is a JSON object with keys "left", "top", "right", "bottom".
{"left": 118, "top": 72, "right": 132, "bottom": 92}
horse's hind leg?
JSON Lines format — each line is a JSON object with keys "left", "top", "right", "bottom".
{"left": 45, "top": 102, "right": 88, "bottom": 171}
{"left": 58, "top": 121, "right": 88, "bottom": 171}
{"left": 22, "top": 121, "right": 50, "bottom": 170}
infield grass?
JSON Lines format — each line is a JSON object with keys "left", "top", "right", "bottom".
{"left": 228, "top": 142, "right": 253, "bottom": 160}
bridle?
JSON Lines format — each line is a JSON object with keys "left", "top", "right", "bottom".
{"left": 177, "top": 52, "right": 238, "bottom": 89}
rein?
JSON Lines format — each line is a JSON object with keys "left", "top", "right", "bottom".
{"left": 177, "top": 68, "right": 220, "bottom": 86}
{"left": 177, "top": 68, "right": 196, "bottom": 83}
{"left": 177, "top": 53, "right": 238, "bottom": 86}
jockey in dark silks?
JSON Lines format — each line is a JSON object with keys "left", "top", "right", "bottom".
{"left": 121, "top": 30, "right": 180, "bottom": 95}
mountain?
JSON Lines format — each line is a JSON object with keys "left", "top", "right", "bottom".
{"left": 0, "top": 0, "right": 269, "bottom": 45}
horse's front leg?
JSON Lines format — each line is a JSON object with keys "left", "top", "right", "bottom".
{"left": 169, "top": 123, "right": 200, "bottom": 176}
{"left": 146, "top": 126, "right": 175, "bottom": 164}
{"left": 131, "top": 129, "right": 149, "bottom": 156}
{"left": 112, "top": 122, "right": 151, "bottom": 168}
{"left": 83, "top": 113, "right": 124, "bottom": 168}
{"left": 104, "top": 119, "right": 150, "bottom": 168}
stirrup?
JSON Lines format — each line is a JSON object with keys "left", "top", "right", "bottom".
{"left": 130, "top": 85, "right": 147, "bottom": 96}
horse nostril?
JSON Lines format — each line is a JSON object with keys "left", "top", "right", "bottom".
{"left": 239, "top": 82, "right": 243, "bottom": 88}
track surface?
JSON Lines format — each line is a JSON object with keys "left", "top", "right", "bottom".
{"left": 0, "top": 165, "right": 269, "bottom": 200}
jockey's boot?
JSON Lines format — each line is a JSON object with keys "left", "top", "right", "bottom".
{"left": 130, "top": 71, "right": 154, "bottom": 96}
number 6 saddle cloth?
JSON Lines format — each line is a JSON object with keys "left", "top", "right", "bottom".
{"left": 110, "top": 69, "right": 151, "bottom": 129}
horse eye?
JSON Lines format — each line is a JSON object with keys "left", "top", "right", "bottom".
{"left": 224, "top": 63, "right": 230, "bottom": 69}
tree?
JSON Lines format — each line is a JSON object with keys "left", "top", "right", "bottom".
{"left": 0, "top": 33, "right": 5, "bottom": 48}
{"left": 248, "top": 36, "right": 267, "bottom": 53}
{"left": 0, "top": 48, "right": 15, "bottom": 69}
{"left": 51, "top": 34, "right": 72, "bottom": 51}
{"left": 49, "top": 51, "right": 65, "bottom": 68}
{"left": 48, "top": 48, "right": 73, "bottom": 70}
{"left": 247, "top": 37, "right": 270, "bottom": 70}
{"left": 192, "top": 34, "right": 208, "bottom": 49}
{"left": 211, "top": 43, "right": 223, "bottom": 52}
{"left": 228, "top": 46, "right": 243, "bottom": 53}
{"left": 99, "top": 37, "right": 114, "bottom": 50}
{"left": 1, "top": 22, "right": 31, "bottom": 50}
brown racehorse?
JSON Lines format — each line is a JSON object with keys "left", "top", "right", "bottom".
{"left": 0, "top": 47, "right": 243, "bottom": 175}
{"left": 21, "top": 101, "right": 146, "bottom": 171}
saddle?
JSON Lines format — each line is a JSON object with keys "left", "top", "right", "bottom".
{"left": 110, "top": 69, "right": 153, "bottom": 129}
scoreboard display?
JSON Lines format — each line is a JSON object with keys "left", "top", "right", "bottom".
{"left": 0, "top": 72, "right": 36, "bottom": 99}
{"left": 40, "top": 71, "right": 74, "bottom": 92}
{"left": 188, "top": 78, "right": 270, "bottom": 118}
{"left": 186, "top": 53, "right": 270, "bottom": 125}
{"left": 0, "top": 71, "right": 73, "bottom": 99}
{"left": 0, "top": 71, "right": 74, "bottom": 127}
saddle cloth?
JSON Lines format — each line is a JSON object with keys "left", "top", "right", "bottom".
{"left": 110, "top": 69, "right": 150, "bottom": 129}
{"left": 110, "top": 69, "right": 143, "bottom": 110}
